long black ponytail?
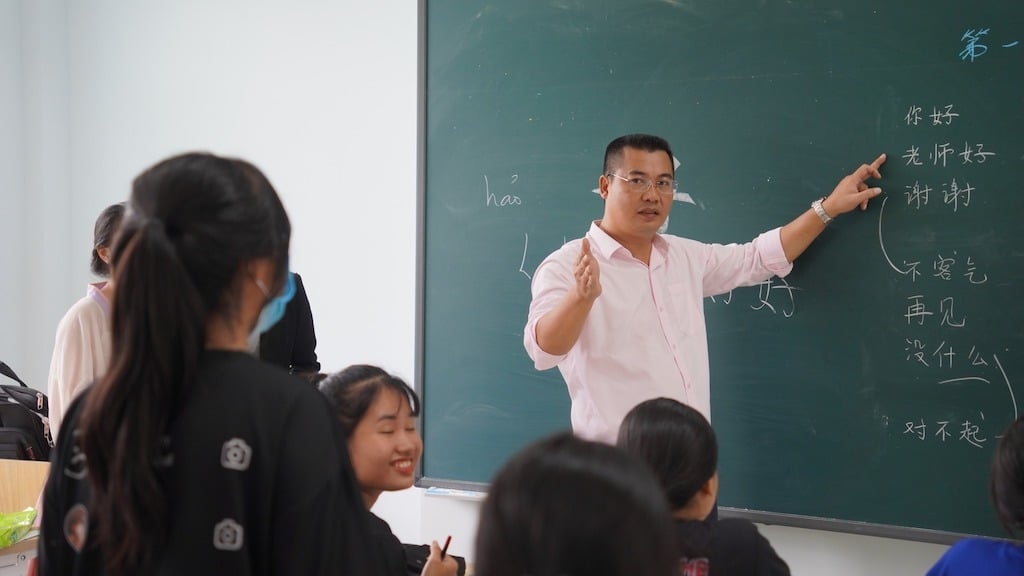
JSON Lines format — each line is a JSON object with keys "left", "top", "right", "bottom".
{"left": 80, "top": 153, "right": 290, "bottom": 574}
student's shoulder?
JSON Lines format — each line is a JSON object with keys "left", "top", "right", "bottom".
{"left": 202, "top": 351, "right": 316, "bottom": 400}
{"left": 712, "top": 519, "right": 790, "bottom": 575}
{"left": 714, "top": 517, "right": 761, "bottom": 535}
{"left": 936, "top": 537, "right": 1024, "bottom": 567}
{"left": 56, "top": 295, "right": 105, "bottom": 331}
{"left": 711, "top": 519, "right": 772, "bottom": 555}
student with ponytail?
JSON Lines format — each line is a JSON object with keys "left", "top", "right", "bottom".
{"left": 38, "top": 153, "right": 378, "bottom": 576}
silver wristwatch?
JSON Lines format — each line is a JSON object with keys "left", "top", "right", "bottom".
{"left": 811, "top": 197, "right": 833, "bottom": 224}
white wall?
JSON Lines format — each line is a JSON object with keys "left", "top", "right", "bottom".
{"left": 8, "top": 0, "right": 949, "bottom": 572}
{"left": 0, "top": 0, "right": 25, "bottom": 371}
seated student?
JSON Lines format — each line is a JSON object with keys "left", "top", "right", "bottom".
{"left": 38, "top": 153, "right": 377, "bottom": 576}
{"left": 475, "top": 431, "right": 678, "bottom": 576}
{"left": 319, "top": 365, "right": 461, "bottom": 576}
{"left": 926, "top": 416, "right": 1024, "bottom": 576}
{"left": 617, "top": 397, "right": 791, "bottom": 576}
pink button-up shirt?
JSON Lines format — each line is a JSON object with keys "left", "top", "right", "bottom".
{"left": 525, "top": 221, "right": 793, "bottom": 443}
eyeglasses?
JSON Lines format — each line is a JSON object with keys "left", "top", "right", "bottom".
{"left": 606, "top": 173, "right": 677, "bottom": 196}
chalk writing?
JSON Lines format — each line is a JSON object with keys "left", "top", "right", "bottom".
{"left": 904, "top": 342, "right": 996, "bottom": 370}
{"left": 750, "top": 277, "right": 801, "bottom": 318}
{"left": 960, "top": 28, "right": 990, "bottom": 62}
{"left": 484, "top": 175, "right": 522, "bottom": 207}
{"left": 902, "top": 144, "right": 995, "bottom": 167}
{"left": 902, "top": 416, "right": 989, "bottom": 448}
{"left": 905, "top": 104, "right": 959, "bottom": 126}
{"left": 519, "top": 233, "right": 532, "bottom": 279}
{"left": 959, "top": 28, "right": 1021, "bottom": 61}
{"left": 708, "top": 290, "right": 734, "bottom": 305}
{"left": 705, "top": 279, "right": 801, "bottom": 318}
{"left": 904, "top": 179, "right": 976, "bottom": 211}
{"left": 903, "top": 295, "right": 967, "bottom": 327}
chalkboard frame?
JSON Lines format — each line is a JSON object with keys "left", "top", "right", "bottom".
{"left": 412, "top": 0, "right": 1019, "bottom": 545}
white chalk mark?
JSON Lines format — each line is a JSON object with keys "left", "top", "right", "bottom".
{"left": 938, "top": 376, "right": 991, "bottom": 384}
{"left": 878, "top": 196, "right": 911, "bottom": 275}
{"left": 994, "top": 354, "right": 1018, "bottom": 420}
{"left": 519, "top": 233, "right": 532, "bottom": 279}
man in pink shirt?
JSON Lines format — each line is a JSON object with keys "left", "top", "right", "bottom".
{"left": 524, "top": 134, "right": 886, "bottom": 443}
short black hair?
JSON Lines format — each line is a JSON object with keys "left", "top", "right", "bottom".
{"left": 475, "top": 432, "right": 677, "bottom": 576}
{"left": 617, "top": 397, "right": 718, "bottom": 510}
{"left": 318, "top": 364, "right": 420, "bottom": 438}
{"left": 991, "top": 416, "right": 1024, "bottom": 537}
{"left": 603, "top": 134, "right": 675, "bottom": 175}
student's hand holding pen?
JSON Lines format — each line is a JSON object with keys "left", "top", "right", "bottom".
{"left": 420, "top": 537, "right": 458, "bottom": 576}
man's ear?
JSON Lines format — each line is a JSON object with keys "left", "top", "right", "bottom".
{"left": 598, "top": 174, "right": 610, "bottom": 200}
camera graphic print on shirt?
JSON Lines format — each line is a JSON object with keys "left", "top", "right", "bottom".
{"left": 221, "top": 437, "right": 252, "bottom": 471}
{"left": 213, "top": 437, "right": 253, "bottom": 552}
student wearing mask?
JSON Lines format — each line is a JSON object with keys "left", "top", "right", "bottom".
{"left": 38, "top": 153, "right": 378, "bottom": 576}
{"left": 256, "top": 271, "right": 321, "bottom": 379}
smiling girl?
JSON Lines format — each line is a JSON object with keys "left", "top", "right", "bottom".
{"left": 319, "top": 365, "right": 460, "bottom": 576}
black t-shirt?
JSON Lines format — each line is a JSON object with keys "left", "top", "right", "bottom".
{"left": 367, "top": 511, "right": 411, "bottom": 576}
{"left": 366, "top": 511, "right": 467, "bottom": 576}
{"left": 39, "top": 350, "right": 378, "bottom": 576}
{"left": 675, "top": 517, "right": 790, "bottom": 576}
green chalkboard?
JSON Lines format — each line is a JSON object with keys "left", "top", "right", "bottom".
{"left": 417, "top": 0, "right": 1024, "bottom": 541}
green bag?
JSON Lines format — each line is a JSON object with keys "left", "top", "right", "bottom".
{"left": 0, "top": 507, "right": 37, "bottom": 549}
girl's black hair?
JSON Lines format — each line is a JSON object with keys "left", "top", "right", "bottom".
{"left": 80, "top": 152, "right": 290, "bottom": 575}
{"left": 318, "top": 364, "right": 420, "bottom": 438}
{"left": 90, "top": 202, "right": 126, "bottom": 276}
{"left": 475, "top": 431, "right": 677, "bottom": 576}
{"left": 991, "top": 416, "right": 1024, "bottom": 538}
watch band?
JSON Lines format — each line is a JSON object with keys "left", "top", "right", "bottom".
{"left": 811, "top": 197, "right": 833, "bottom": 224}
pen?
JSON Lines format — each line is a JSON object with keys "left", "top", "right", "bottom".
{"left": 441, "top": 535, "right": 452, "bottom": 559}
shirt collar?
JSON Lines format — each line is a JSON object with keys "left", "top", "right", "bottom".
{"left": 87, "top": 281, "right": 110, "bottom": 315}
{"left": 587, "top": 221, "right": 669, "bottom": 263}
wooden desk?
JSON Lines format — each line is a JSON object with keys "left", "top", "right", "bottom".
{"left": 0, "top": 459, "right": 49, "bottom": 576}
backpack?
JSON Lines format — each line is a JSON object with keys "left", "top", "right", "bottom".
{"left": 0, "top": 361, "right": 52, "bottom": 461}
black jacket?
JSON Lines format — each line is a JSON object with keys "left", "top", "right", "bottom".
{"left": 259, "top": 273, "right": 320, "bottom": 373}
{"left": 675, "top": 517, "right": 790, "bottom": 576}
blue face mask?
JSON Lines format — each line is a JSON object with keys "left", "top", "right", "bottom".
{"left": 253, "top": 271, "right": 296, "bottom": 335}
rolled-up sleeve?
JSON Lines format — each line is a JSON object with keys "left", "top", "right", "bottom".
{"left": 700, "top": 227, "right": 793, "bottom": 296}
{"left": 754, "top": 227, "right": 793, "bottom": 276}
{"left": 523, "top": 254, "right": 572, "bottom": 371}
